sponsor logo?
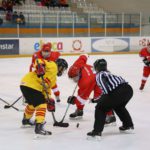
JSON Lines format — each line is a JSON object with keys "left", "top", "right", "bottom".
{"left": 139, "top": 38, "right": 150, "bottom": 47}
{"left": 92, "top": 38, "right": 129, "bottom": 52}
{"left": 34, "top": 40, "right": 63, "bottom": 51}
{"left": 0, "top": 44, "right": 14, "bottom": 50}
{"left": 0, "top": 40, "right": 19, "bottom": 55}
{"left": 71, "top": 40, "right": 84, "bottom": 52}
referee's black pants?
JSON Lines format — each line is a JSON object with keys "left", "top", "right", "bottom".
{"left": 94, "top": 83, "right": 134, "bottom": 133}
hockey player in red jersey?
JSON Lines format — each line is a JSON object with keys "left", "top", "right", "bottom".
{"left": 139, "top": 43, "right": 150, "bottom": 90}
{"left": 67, "top": 54, "right": 116, "bottom": 125}
{"left": 30, "top": 43, "right": 61, "bottom": 102}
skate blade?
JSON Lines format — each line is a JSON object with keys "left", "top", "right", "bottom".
{"left": 69, "top": 116, "right": 83, "bottom": 120}
{"left": 87, "top": 135, "right": 101, "bottom": 141}
{"left": 21, "top": 125, "right": 34, "bottom": 128}
{"left": 120, "top": 129, "right": 134, "bottom": 134}
{"left": 104, "top": 122, "right": 117, "bottom": 127}
{"left": 33, "top": 133, "right": 52, "bottom": 140}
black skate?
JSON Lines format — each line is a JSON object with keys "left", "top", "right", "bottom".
{"left": 87, "top": 130, "right": 101, "bottom": 141}
{"left": 56, "top": 96, "right": 61, "bottom": 103}
{"left": 69, "top": 109, "right": 83, "bottom": 119}
{"left": 22, "top": 117, "right": 35, "bottom": 128}
{"left": 119, "top": 126, "right": 134, "bottom": 133}
{"left": 105, "top": 115, "right": 116, "bottom": 127}
{"left": 35, "top": 122, "right": 52, "bottom": 137}
{"left": 139, "top": 84, "right": 144, "bottom": 91}
{"left": 56, "top": 99, "right": 60, "bottom": 103}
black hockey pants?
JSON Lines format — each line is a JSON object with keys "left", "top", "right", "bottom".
{"left": 94, "top": 83, "right": 134, "bottom": 132}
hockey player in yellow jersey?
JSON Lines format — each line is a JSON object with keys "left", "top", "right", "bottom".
{"left": 20, "top": 58, "right": 68, "bottom": 136}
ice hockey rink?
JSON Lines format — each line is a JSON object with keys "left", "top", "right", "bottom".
{"left": 0, "top": 54, "right": 150, "bottom": 150}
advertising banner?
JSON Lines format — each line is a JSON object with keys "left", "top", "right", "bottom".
{"left": 20, "top": 38, "right": 91, "bottom": 54}
{"left": 0, "top": 39, "right": 19, "bottom": 55}
{"left": 91, "top": 37, "right": 130, "bottom": 52}
{"left": 130, "top": 37, "right": 150, "bottom": 51}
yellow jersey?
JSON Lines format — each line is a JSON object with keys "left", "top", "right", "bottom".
{"left": 20, "top": 60, "right": 57, "bottom": 95}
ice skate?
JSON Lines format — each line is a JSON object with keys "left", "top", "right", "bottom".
{"left": 56, "top": 96, "right": 61, "bottom": 103}
{"left": 34, "top": 122, "right": 52, "bottom": 138}
{"left": 87, "top": 130, "right": 102, "bottom": 141}
{"left": 139, "top": 84, "right": 145, "bottom": 91}
{"left": 69, "top": 109, "right": 83, "bottom": 119}
{"left": 119, "top": 126, "right": 134, "bottom": 134}
{"left": 21, "top": 117, "right": 35, "bottom": 128}
{"left": 105, "top": 115, "right": 116, "bottom": 127}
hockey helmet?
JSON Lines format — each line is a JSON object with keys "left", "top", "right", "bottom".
{"left": 56, "top": 58, "right": 68, "bottom": 76}
{"left": 93, "top": 59, "right": 107, "bottom": 72}
{"left": 41, "top": 43, "right": 51, "bottom": 58}
{"left": 68, "top": 65, "right": 81, "bottom": 78}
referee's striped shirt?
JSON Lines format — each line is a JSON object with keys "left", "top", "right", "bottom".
{"left": 96, "top": 71, "right": 127, "bottom": 94}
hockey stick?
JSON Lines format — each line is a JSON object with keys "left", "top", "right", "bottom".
{"left": 59, "top": 83, "right": 78, "bottom": 123}
{"left": 4, "top": 96, "right": 22, "bottom": 109}
{"left": 36, "top": 58, "right": 69, "bottom": 127}
{"left": 0, "top": 97, "right": 22, "bottom": 112}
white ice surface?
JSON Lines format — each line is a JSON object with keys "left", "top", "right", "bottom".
{"left": 0, "top": 54, "right": 150, "bottom": 150}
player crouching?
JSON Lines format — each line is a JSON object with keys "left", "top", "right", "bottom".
{"left": 20, "top": 58, "right": 68, "bottom": 136}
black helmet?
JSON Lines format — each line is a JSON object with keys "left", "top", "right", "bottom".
{"left": 56, "top": 58, "right": 68, "bottom": 76}
{"left": 93, "top": 59, "right": 107, "bottom": 72}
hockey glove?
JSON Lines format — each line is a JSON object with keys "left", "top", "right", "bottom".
{"left": 67, "top": 96, "right": 76, "bottom": 105}
{"left": 90, "top": 98, "right": 99, "bottom": 103}
{"left": 47, "top": 98, "right": 55, "bottom": 112}
{"left": 143, "top": 58, "right": 150, "bottom": 66}
{"left": 36, "top": 64, "right": 45, "bottom": 77}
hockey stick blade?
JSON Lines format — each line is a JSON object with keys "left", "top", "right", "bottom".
{"left": 0, "top": 98, "right": 22, "bottom": 111}
{"left": 4, "top": 105, "right": 11, "bottom": 109}
{"left": 4, "top": 104, "right": 20, "bottom": 111}
{"left": 53, "top": 121, "right": 69, "bottom": 127}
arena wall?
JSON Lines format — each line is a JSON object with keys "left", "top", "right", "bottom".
{"left": 0, "top": 37, "right": 150, "bottom": 57}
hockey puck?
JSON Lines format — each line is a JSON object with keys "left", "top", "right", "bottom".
{"left": 76, "top": 123, "right": 79, "bottom": 128}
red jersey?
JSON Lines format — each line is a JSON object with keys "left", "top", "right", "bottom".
{"left": 139, "top": 47, "right": 150, "bottom": 58}
{"left": 71, "top": 54, "right": 102, "bottom": 106}
{"left": 30, "top": 50, "right": 61, "bottom": 72}
{"left": 77, "top": 64, "right": 101, "bottom": 101}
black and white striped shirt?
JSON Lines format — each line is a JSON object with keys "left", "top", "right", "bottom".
{"left": 96, "top": 71, "right": 127, "bottom": 94}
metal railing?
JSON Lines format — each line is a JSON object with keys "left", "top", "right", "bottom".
{"left": 0, "top": 12, "right": 142, "bottom": 37}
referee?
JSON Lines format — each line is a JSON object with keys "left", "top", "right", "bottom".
{"left": 87, "top": 59, "right": 134, "bottom": 139}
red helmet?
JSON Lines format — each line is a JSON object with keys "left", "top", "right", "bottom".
{"left": 68, "top": 65, "right": 81, "bottom": 78}
{"left": 41, "top": 43, "right": 51, "bottom": 52}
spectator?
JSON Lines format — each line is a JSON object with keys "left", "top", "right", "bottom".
{"left": 17, "top": 12, "right": 25, "bottom": 25}
{"left": 13, "top": 0, "right": 22, "bottom": 5}
{"left": 6, "top": 10, "right": 12, "bottom": 21}
{"left": 45, "top": 0, "right": 51, "bottom": 9}
{"left": 1, "top": 0, "right": 7, "bottom": 11}
{"left": 0, "top": 17, "right": 3, "bottom": 25}
{"left": 12, "top": 11, "right": 18, "bottom": 23}
{"left": 6, "top": 0, "right": 13, "bottom": 12}
{"left": 59, "top": 0, "right": 68, "bottom": 7}
{"left": 50, "top": 0, "right": 59, "bottom": 7}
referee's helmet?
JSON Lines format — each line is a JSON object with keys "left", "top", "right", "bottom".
{"left": 93, "top": 59, "right": 107, "bottom": 72}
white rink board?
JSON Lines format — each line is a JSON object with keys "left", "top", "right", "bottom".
{"left": 130, "top": 37, "right": 150, "bottom": 51}
{"left": 1, "top": 37, "right": 150, "bottom": 55}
